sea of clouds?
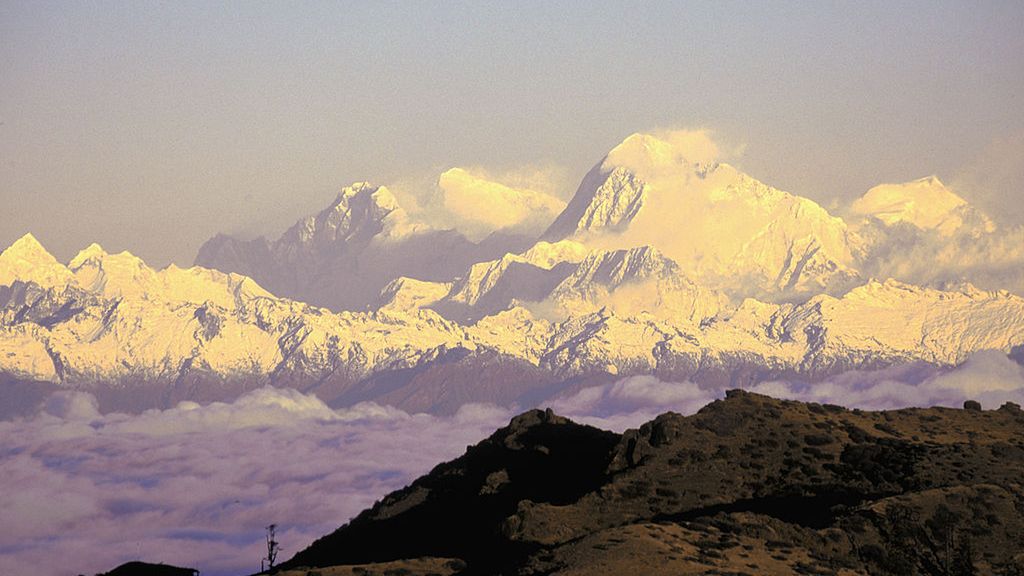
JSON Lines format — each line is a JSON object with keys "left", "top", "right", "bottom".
{"left": 2, "top": 351, "right": 1023, "bottom": 576}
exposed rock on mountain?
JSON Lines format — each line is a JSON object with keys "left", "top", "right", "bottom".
{"left": 193, "top": 131, "right": 1024, "bottom": 323}
{"left": 543, "top": 132, "right": 863, "bottom": 298}
{"left": 2, "top": 234, "right": 1024, "bottom": 415}
{"left": 195, "top": 183, "right": 533, "bottom": 311}
{"left": 276, "top": 391, "right": 1024, "bottom": 576}
{"left": 5, "top": 132, "right": 1024, "bottom": 416}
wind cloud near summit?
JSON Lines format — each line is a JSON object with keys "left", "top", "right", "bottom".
{"left": 438, "top": 167, "right": 567, "bottom": 240}
{"left": 4, "top": 351, "right": 1022, "bottom": 576}
{"left": 602, "top": 128, "right": 745, "bottom": 171}
{"left": 384, "top": 163, "right": 571, "bottom": 242}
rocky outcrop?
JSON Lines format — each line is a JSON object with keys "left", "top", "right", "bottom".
{"left": 278, "top": 391, "right": 1024, "bottom": 575}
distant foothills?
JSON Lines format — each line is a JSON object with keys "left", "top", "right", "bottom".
{"left": 2, "top": 131, "right": 1023, "bottom": 416}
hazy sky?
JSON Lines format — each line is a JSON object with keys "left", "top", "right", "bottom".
{"left": 2, "top": 1, "right": 1022, "bottom": 266}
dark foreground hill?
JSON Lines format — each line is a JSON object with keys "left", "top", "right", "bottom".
{"left": 91, "top": 561, "right": 198, "bottom": 576}
{"left": 270, "top": 391, "right": 1024, "bottom": 576}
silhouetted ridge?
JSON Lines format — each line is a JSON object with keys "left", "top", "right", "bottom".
{"left": 95, "top": 561, "right": 198, "bottom": 576}
{"left": 275, "top": 391, "right": 1024, "bottom": 576}
{"left": 281, "top": 408, "right": 619, "bottom": 572}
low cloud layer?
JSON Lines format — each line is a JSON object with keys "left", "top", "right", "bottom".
{"left": 0, "top": 391, "right": 515, "bottom": 576}
{"left": 749, "top": 350, "right": 1024, "bottom": 411}
{"left": 3, "top": 352, "right": 1022, "bottom": 575}
{"left": 855, "top": 218, "right": 1024, "bottom": 296}
{"left": 550, "top": 375, "right": 721, "bottom": 431}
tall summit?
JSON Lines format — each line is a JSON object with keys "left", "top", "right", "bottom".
{"left": 4, "top": 130, "right": 1012, "bottom": 417}
{"left": 544, "top": 132, "right": 861, "bottom": 297}
{"left": 195, "top": 183, "right": 532, "bottom": 311}
{"left": 851, "top": 176, "right": 995, "bottom": 236}
{"left": 0, "top": 233, "right": 74, "bottom": 289}
{"left": 278, "top": 183, "right": 413, "bottom": 249}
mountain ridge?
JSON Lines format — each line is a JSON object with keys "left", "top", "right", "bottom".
{"left": 3, "top": 131, "right": 1024, "bottom": 416}
{"left": 2, "top": 232, "right": 1022, "bottom": 416}
{"left": 194, "top": 183, "right": 534, "bottom": 312}
{"left": 270, "top": 391, "right": 1024, "bottom": 576}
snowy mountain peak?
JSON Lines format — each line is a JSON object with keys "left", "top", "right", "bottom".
{"left": 68, "top": 245, "right": 151, "bottom": 296}
{"left": 544, "top": 132, "right": 859, "bottom": 298}
{"left": 0, "top": 232, "right": 279, "bottom": 313}
{"left": 377, "top": 277, "right": 451, "bottom": 311}
{"left": 68, "top": 243, "right": 109, "bottom": 268}
{"left": 68, "top": 244, "right": 146, "bottom": 272}
{"left": 850, "top": 176, "right": 994, "bottom": 236}
{"left": 520, "top": 240, "right": 590, "bottom": 269}
{"left": 283, "top": 182, "right": 406, "bottom": 247}
{"left": 602, "top": 131, "right": 722, "bottom": 175}
{"left": 2, "top": 233, "right": 56, "bottom": 266}
{"left": 0, "top": 233, "right": 74, "bottom": 289}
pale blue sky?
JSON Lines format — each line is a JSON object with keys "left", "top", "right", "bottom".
{"left": 2, "top": 1, "right": 1022, "bottom": 265}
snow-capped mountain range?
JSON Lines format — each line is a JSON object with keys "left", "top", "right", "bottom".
{"left": 194, "top": 183, "right": 534, "bottom": 311}
{"left": 3, "top": 132, "right": 1023, "bottom": 415}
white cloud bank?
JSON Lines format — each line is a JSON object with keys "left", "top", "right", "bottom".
{"left": 749, "top": 350, "right": 1024, "bottom": 411}
{"left": 438, "top": 167, "right": 567, "bottom": 240}
{"left": 0, "top": 391, "right": 515, "bottom": 576}
{"left": 2, "top": 351, "right": 1022, "bottom": 575}
{"left": 384, "top": 164, "right": 569, "bottom": 242}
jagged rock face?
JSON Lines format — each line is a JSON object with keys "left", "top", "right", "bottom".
{"left": 3, "top": 133, "right": 1024, "bottom": 416}
{"left": 195, "top": 183, "right": 533, "bottom": 311}
{"left": 2, "top": 232, "right": 1024, "bottom": 416}
{"left": 543, "top": 133, "right": 862, "bottom": 298}
{"left": 545, "top": 165, "right": 648, "bottom": 237}
{"left": 192, "top": 133, "right": 1017, "bottom": 326}
{"left": 277, "top": 392, "right": 1024, "bottom": 576}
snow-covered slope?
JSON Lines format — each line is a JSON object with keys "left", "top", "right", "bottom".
{"left": 0, "top": 234, "right": 75, "bottom": 289}
{"left": 544, "top": 246, "right": 725, "bottom": 322}
{"left": 848, "top": 177, "right": 1024, "bottom": 296}
{"left": 5, "top": 132, "right": 1024, "bottom": 415}
{"left": 195, "top": 183, "right": 532, "bottom": 311}
{"left": 850, "top": 176, "right": 994, "bottom": 236}
{"left": 423, "top": 241, "right": 722, "bottom": 323}
{"left": 0, "top": 239, "right": 479, "bottom": 406}
{"left": 431, "top": 240, "right": 588, "bottom": 321}
{"left": 70, "top": 243, "right": 272, "bottom": 307}
{"left": 3, "top": 235, "right": 1023, "bottom": 415}
{"left": 543, "top": 132, "right": 862, "bottom": 297}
